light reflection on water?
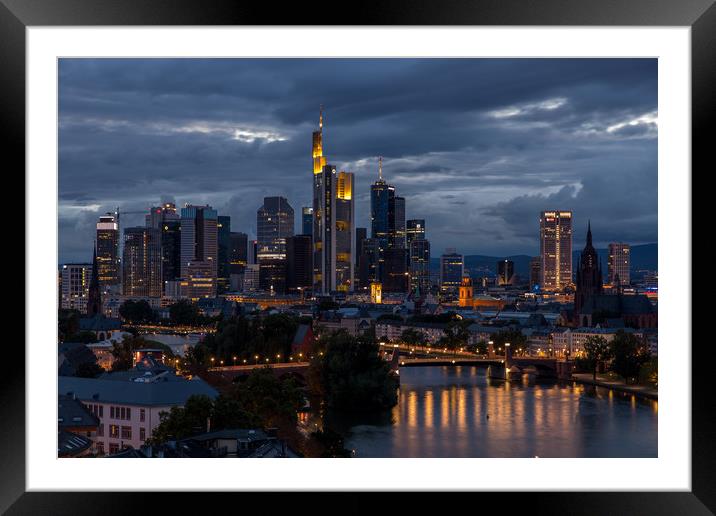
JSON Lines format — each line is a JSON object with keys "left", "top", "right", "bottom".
{"left": 325, "top": 366, "right": 657, "bottom": 458}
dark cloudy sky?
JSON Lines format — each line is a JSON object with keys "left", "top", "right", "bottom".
{"left": 58, "top": 58, "right": 657, "bottom": 263}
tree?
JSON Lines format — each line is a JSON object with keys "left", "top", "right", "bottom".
{"left": 400, "top": 328, "right": 427, "bottom": 346}
{"left": 308, "top": 330, "right": 398, "bottom": 411}
{"left": 58, "top": 309, "right": 81, "bottom": 342}
{"left": 474, "top": 340, "right": 488, "bottom": 355}
{"left": 317, "top": 299, "right": 339, "bottom": 312}
{"left": 169, "top": 300, "right": 204, "bottom": 326}
{"left": 119, "top": 299, "right": 155, "bottom": 324}
{"left": 229, "top": 367, "right": 304, "bottom": 427}
{"left": 148, "top": 394, "right": 215, "bottom": 444}
{"left": 438, "top": 319, "right": 470, "bottom": 350}
{"left": 582, "top": 335, "right": 611, "bottom": 381}
{"left": 148, "top": 369, "right": 303, "bottom": 445}
{"left": 638, "top": 356, "right": 658, "bottom": 386}
{"left": 492, "top": 328, "right": 526, "bottom": 353}
{"left": 66, "top": 331, "right": 98, "bottom": 344}
{"left": 609, "top": 330, "right": 651, "bottom": 384}
{"left": 74, "top": 362, "right": 105, "bottom": 378}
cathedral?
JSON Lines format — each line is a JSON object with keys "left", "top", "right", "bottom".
{"left": 573, "top": 223, "right": 657, "bottom": 329}
{"left": 574, "top": 221, "right": 603, "bottom": 318}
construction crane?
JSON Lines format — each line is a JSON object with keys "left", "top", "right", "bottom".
{"left": 114, "top": 206, "right": 148, "bottom": 227}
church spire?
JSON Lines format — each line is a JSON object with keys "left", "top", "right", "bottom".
{"left": 586, "top": 220, "right": 592, "bottom": 247}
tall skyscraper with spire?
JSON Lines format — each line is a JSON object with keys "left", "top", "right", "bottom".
{"left": 370, "top": 157, "right": 395, "bottom": 281}
{"left": 575, "top": 221, "right": 603, "bottom": 316}
{"left": 312, "top": 107, "right": 355, "bottom": 294}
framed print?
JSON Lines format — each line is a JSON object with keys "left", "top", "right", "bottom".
{"left": 3, "top": 0, "right": 711, "bottom": 513}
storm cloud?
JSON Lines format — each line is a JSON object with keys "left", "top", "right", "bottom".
{"left": 59, "top": 58, "right": 657, "bottom": 262}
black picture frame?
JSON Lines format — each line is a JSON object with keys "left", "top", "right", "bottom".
{"left": 3, "top": 0, "right": 709, "bottom": 513}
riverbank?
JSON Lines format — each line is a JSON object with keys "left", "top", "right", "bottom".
{"left": 572, "top": 373, "right": 658, "bottom": 400}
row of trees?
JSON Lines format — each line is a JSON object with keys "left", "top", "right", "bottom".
{"left": 118, "top": 299, "right": 215, "bottom": 326}
{"left": 148, "top": 368, "right": 304, "bottom": 445}
{"left": 307, "top": 329, "right": 399, "bottom": 411}
{"left": 185, "top": 313, "right": 301, "bottom": 368}
{"left": 579, "top": 331, "right": 654, "bottom": 385}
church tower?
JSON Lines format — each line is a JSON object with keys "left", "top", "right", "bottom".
{"left": 574, "top": 222, "right": 603, "bottom": 322}
{"left": 458, "top": 275, "right": 474, "bottom": 308}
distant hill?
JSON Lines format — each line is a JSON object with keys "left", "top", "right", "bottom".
{"left": 429, "top": 243, "right": 657, "bottom": 279}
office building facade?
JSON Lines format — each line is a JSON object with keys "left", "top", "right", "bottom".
{"left": 539, "top": 210, "right": 573, "bottom": 291}
{"left": 60, "top": 263, "right": 93, "bottom": 313}
{"left": 96, "top": 214, "right": 120, "bottom": 287}
{"left": 122, "top": 226, "right": 162, "bottom": 298}
{"left": 409, "top": 238, "right": 431, "bottom": 293}
{"left": 608, "top": 242, "right": 631, "bottom": 286}
{"left": 302, "top": 207, "right": 313, "bottom": 237}
{"left": 287, "top": 234, "right": 313, "bottom": 294}
{"left": 180, "top": 205, "right": 218, "bottom": 297}
{"left": 440, "top": 249, "right": 464, "bottom": 293}
{"left": 257, "top": 196, "right": 294, "bottom": 261}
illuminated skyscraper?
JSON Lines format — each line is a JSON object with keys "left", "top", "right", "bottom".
{"left": 60, "top": 263, "right": 93, "bottom": 313}
{"left": 370, "top": 157, "right": 394, "bottom": 280}
{"left": 256, "top": 197, "right": 294, "bottom": 261}
{"left": 608, "top": 242, "right": 631, "bottom": 286}
{"left": 217, "top": 215, "right": 231, "bottom": 293}
{"left": 180, "top": 205, "right": 218, "bottom": 297}
{"left": 406, "top": 219, "right": 426, "bottom": 247}
{"left": 229, "top": 232, "right": 248, "bottom": 272}
{"left": 312, "top": 108, "right": 355, "bottom": 294}
{"left": 123, "top": 226, "right": 162, "bottom": 298}
{"left": 539, "top": 210, "right": 573, "bottom": 291}
{"left": 87, "top": 247, "right": 102, "bottom": 316}
{"left": 409, "top": 238, "right": 431, "bottom": 293}
{"left": 389, "top": 196, "right": 406, "bottom": 249}
{"left": 440, "top": 248, "right": 464, "bottom": 293}
{"left": 146, "top": 203, "right": 181, "bottom": 288}
{"left": 96, "top": 213, "right": 120, "bottom": 286}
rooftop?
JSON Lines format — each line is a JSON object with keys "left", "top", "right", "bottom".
{"left": 59, "top": 375, "right": 218, "bottom": 407}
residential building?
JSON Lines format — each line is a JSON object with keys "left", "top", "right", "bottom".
{"left": 58, "top": 357, "right": 218, "bottom": 454}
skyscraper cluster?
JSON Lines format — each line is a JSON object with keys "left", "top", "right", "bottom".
{"left": 60, "top": 107, "right": 643, "bottom": 314}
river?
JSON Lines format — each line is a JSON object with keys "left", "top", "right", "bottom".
{"left": 323, "top": 365, "right": 658, "bottom": 458}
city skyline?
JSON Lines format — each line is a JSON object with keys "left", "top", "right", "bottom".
{"left": 59, "top": 58, "right": 657, "bottom": 263}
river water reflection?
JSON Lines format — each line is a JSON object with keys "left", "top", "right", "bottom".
{"left": 324, "top": 365, "right": 657, "bottom": 458}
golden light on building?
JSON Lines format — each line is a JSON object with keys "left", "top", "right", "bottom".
{"left": 336, "top": 171, "right": 352, "bottom": 200}
{"left": 371, "top": 281, "right": 382, "bottom": 304}
{"left": 458, "top": 276, "right": 473, "bottom": 307}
